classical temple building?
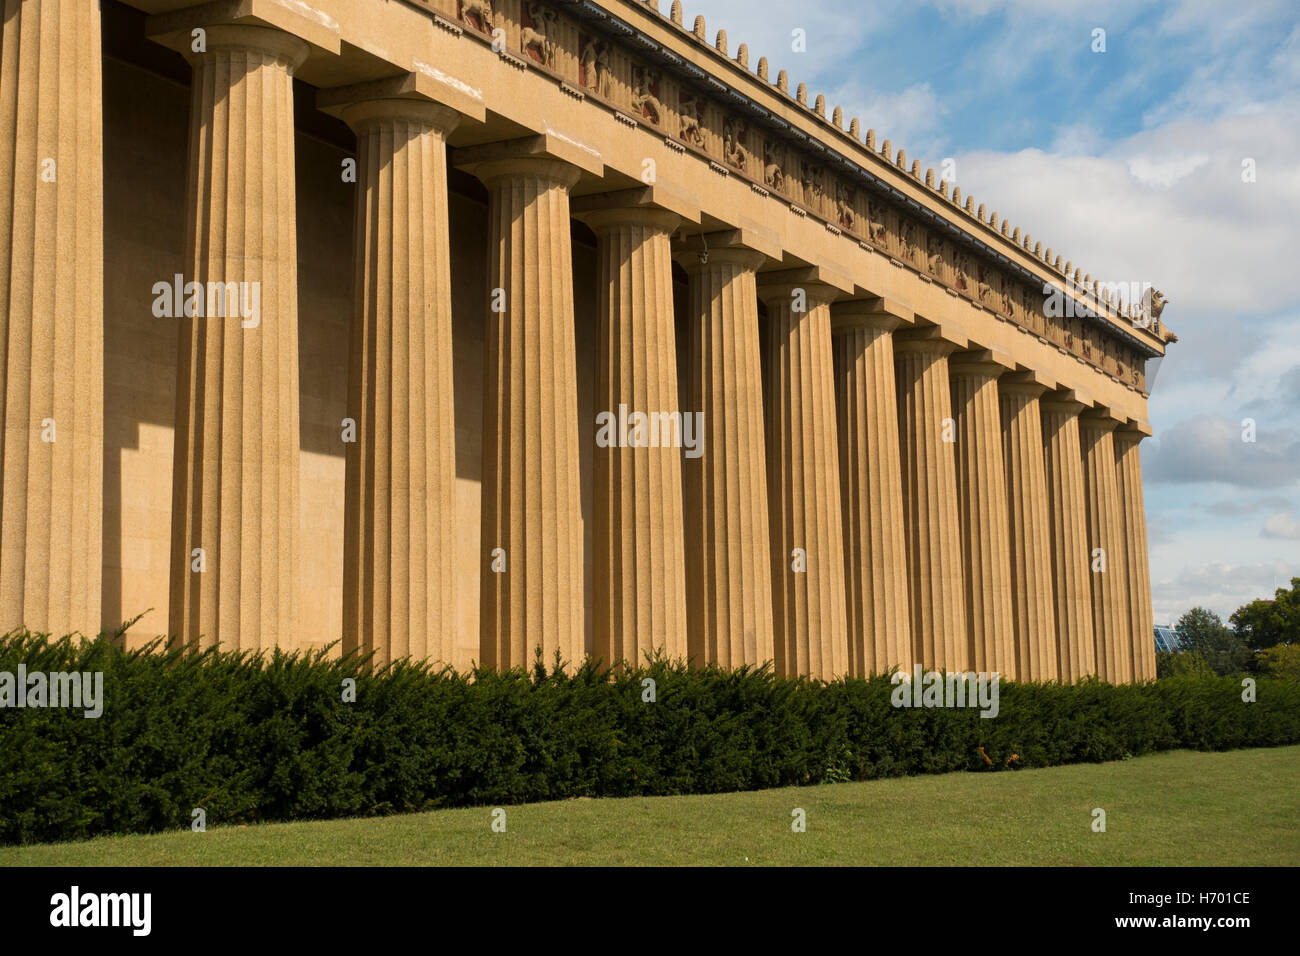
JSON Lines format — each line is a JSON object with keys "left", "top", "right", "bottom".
{"left": 0, "top": 0, "right": 1172, "bottom": 682}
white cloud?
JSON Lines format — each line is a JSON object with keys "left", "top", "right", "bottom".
{"left": 1125, "top": 153, "right": 1210, "bottom": 188}
{"left": 1198, "top": 494, "right": 1293, "bottom": 517}
{"left": 1262, "top": 511, "right": 1300, "bottom": 540}
{"left": 820, "top": 80, "right": 947, "bottom": 159}
{"left": 1145, "top": 416, "right": 1300, "bottom": 488}
{"left": 1151, "top": 559, "right": 1297, "bottom": 622}
{"left": 1050, "top": 124, "right": 1105, "bottom": 158}
{"left": 932, "top": 0, "right": 1136, "bottom": 14}
{"left": 955, "top": 101, "right": 1300, "bottom": 317}
{"left": 680, "top": 0, "right": 889, "bottom": 88}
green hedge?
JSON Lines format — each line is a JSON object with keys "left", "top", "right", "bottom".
{"left": 2, "top": 631, "right": 1298, "bottom": 846}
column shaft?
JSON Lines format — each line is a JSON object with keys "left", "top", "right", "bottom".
{"left": 762, "top": 285, "right": 849, "bottom": 680}
{"left": 999, "top": 382, "right": 1058, "bottom": 681}
{"left": 680, "top": 250, "right": 775, "bottom": 670}
{"left": 590, "top": 207, "right": 688, "bottom": 666}
{"left": 169, "top": 26, "right": 308, "bottom": 651}
{"left": 894, "top": 334, "right": 968, "bottom": 671}
{"left": 476, "top": 157, "right": 585, "bottom": 671}
{"left": 341, "top": 99, "right": 460, "bottom": 667}
{"left": 1081, "top": 415, "right": 1131, "bottom": 683}
{"left": 950, "top": 360, "right": 1016, "bottom": 676}
{"left": 0, "top": 0, "right": 104, "bottom": 637}
{"left": 1115, "top": 430, "right": 1156, "bottom": 681}
{"left": 1041, "top": 399, "right": 1096, "bottom": 680}
{"left": 831, "top": 308, "right": 911, "bottom": 676}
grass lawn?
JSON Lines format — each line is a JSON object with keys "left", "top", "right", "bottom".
{"left": 3, "top": 746, "right": 1297, "bottom": 866}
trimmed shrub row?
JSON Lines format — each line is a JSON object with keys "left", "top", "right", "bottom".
{"left": 2, "top": 631, "right": 1298, "bottom": 846}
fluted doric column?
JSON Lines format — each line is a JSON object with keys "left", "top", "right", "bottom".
{"left": 0, "top": 0, "right": 104, "bottom": 637}
{"left": 999, "top": 376, "right": 1059, "bottom": 681}
{"left": 759, "top": 280, "right": 849, "bottom": 680}
{"left": 585, "top": 205, "right": 687, "bottom": 666}
{"left": 1115, "top": 427, "right": 1155, "bottom": 681}
{"left": 1080, "top": 411, "right": 1131, "bottom": 683}
{"left": 168, "top": 25, "right": 308, "bottom": 651}
{"left": 677, "top": 247, "right": 775, "bottom": 670}
{"left": 471, "top": 156, "right": 585, "bottom": 671}
{"left": 830, "top": 301, "right": 911, "bottom": 676}
{"left": 949, "top": 353, "right": 1016, "bottom": 677}
{"left": 1040, "top": 394, "right": 1096, "bottom": 680}
{"left": 894, "top": 329, "right": 968, "bottom": 671}
{"left": 336, "top": 97, "right": 461, "bottom": 667}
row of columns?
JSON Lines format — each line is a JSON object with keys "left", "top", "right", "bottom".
{"left": 0, "top": 10, "right": 1157, "bottom": 685}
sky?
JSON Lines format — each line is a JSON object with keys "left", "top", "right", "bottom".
{"left": 684, "top": 0, "right": 1300, "bottom": 624}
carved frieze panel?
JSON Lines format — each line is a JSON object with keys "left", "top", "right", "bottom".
{"left": 862, "top": 196, "right": 886, "bottom": 248}
{"left": 578, "top": 31, "right": 614, "bottom": 98}
{"left": 519, "top": 1, "right": 559, "bottom": 67}
{"left": 761, "top": 135, "right": 788, "bottom": 195}
{"left": 975, "top": 261, "right": 995, "bottom": 310}
{"left": 834, "top": 181, "right": 855, "bottom": 231}
{"left": 998, "top": 275, "right": 1017, "bottom": 320}
{"left": 723, "top": 115, "right": 749, "bottom": 171}
{"left": 952, "top": 245, "right": 971, "bottom": 296}
{"left": 899, "top": 215, "right": 923, "bottom": 271}
{"left": 631, "top": 63, "right": 666, "bottom": 127}
{"left": 798, "top": 158, "right": 826, "bottom": 214}
{"left": 677, "top": 88, "right": 708, "bottom": 149}
{"left": 459, "top": 0, "right": 497, "bottom": 35}
{"left": 924, "top": 230, "right": 945, "bottom": 283}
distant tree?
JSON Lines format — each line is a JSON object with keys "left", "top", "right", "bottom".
{"left": 1155, "top": 649, "right": 1213, "bottom": 678}
{"left": 1256, "top": 644, "right": 1300, "bottom": 681}
{"left": 1230, "top": 577, "right": 1300, "bottom": 649}
{"left": 1175, "top": 607, "right": 1251, "bottom": 676}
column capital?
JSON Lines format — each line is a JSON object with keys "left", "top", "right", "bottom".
{"left": 467, "top": 156, "right": 584, "bottom": 191}
{"left": 674, "top": 244, "right": 766, "bottom": 274}
{"left": 1040, "top": 389, "right": 1089, "bottom": 416}
{"left": 675, "top": 226, "right": 781, "bottom": 262}
{"left": 893, "top": 325, "right": 961, "bottom": 356}
{"left": 830, "top": 297, "right": 913, "bottom": 334}
{"left": 757, "top": 265, "right": 854, "bottom": 307}
{"left": 452, "top": 132, "right": 604, "bottom": 184}
{"left": 579, "top": 206, "right": 681, "bottom": 235}
{"left": 1000, "top": 368, "right": 1055, "bottom": 397}
{"left": 176, "top": 23, "right": 309, "bottom": 70}
{"left": 571, "top": 185, "right": 701, "bottom": 226}
{"left": 146, "top": 0, "right": 340, "bottom": 58}
{"left": 949, "top": 347, "right": 1015, "bottom": 380}
{"left": 330, "top": 98, "right": 464, "bottom": 137}
{"left": 757, "top": 280, "right": 840, "bottom": 309}
{"left": 570, "top": 186, "right": 686, "bottom": 235}
{"left": 1079, "top": 406, "right": 1124, "bottom": 433}
{"left": 1114, "top": 420, "right": 1154, "bottom": 446}
{"left": 317, "top": 70, "right": 487, "bottom": 128}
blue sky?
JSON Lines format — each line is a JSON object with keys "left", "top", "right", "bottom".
{"left": 686, "top": 0, "right": 1300, "bottom": 622}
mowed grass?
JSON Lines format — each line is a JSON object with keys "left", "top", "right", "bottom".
{"left": 3, "top": 746, "right": 1297, "bottom": 866}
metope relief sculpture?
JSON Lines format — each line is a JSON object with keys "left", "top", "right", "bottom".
{"left": 520, "top": 2, "right": 558, "bottom": 68}
{"left": 723, "top": 116, "right": 748, "bottom": 171}
{"left": 631, "top": 66, "right": 664, "bottom": 125}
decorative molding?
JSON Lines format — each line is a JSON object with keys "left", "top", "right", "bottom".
{"left": 432, "top": 13, "right": 463, "bottom": 36}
